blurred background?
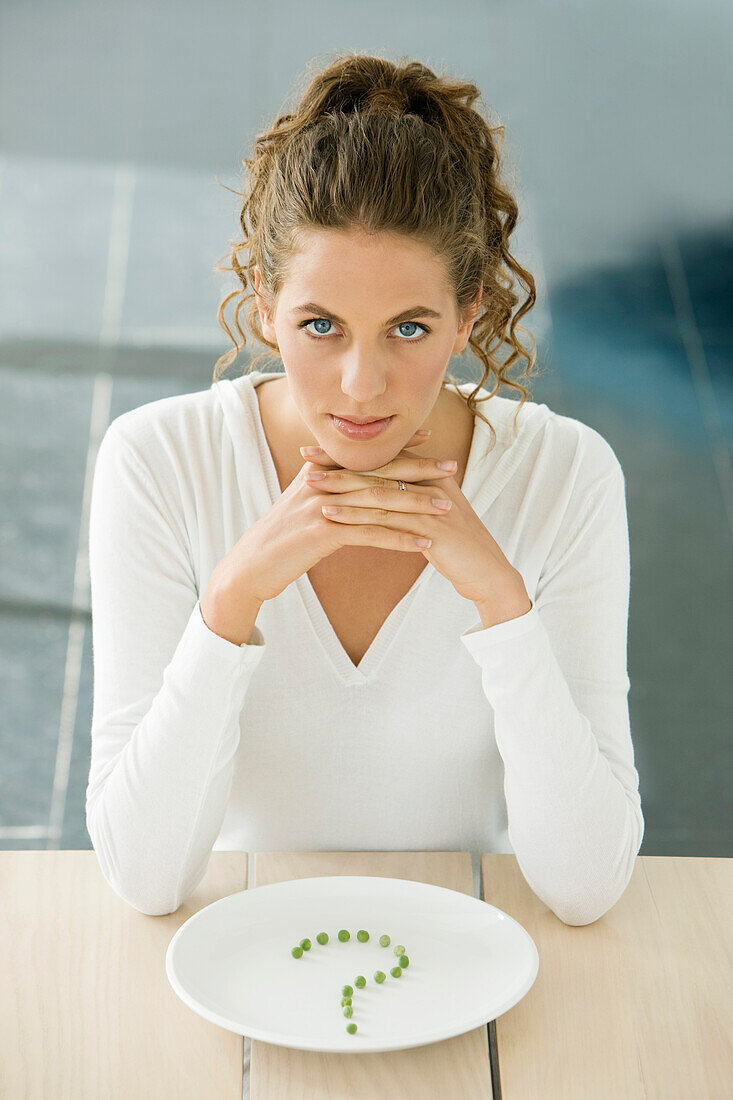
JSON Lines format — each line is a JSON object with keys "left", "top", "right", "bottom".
{"left": 0, "top": 0, "right": 731, "bottom": 859}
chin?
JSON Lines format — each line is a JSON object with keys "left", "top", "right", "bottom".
{"left": 334, "top": 451, "right": 392, "bottom": 469}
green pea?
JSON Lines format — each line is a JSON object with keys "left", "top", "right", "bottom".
{"left": 342, "top": 984, "right": 353, "bottom": 997}
{"left": 291, "top": 946, "right": 303, "bottom": 958}
{"left": 374, "top": 970, "right": 386, "bottom": 984}
{"left": 338, "top": 929, "right": 350, "bottom": 942}
{"left": 390, "top": 966, "right": 402, "bottom": 978}
{"left": 354, "top": 975, "right": 366, "bottom": 988}
{"left": 379, "top": 934, "right": 391, "bottom": 947}
{"left": 399, "top": 954, "right": 409, "bottom": 968}
{"left": 393, "top": 944, "right": 405, "bottom": 956}
{"left": 316, "top": 932, "right": 329, "bottom": 945}
{"left": 356, "top": 929, "right": 369, "bottom": 942}
{"left": 343, "top": 1005, "right": 354, "bottom": 1018}
{"left": 346, "top": 1022, "right": 357, "bottom": 1034}
{"left": 299, "top": 938, "right": 311, "bottom": 951}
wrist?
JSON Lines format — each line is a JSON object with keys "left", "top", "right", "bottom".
{"left": 474, "top": 576, "right": 533, "bottom": 630}
{"left": 201, "top": 577, "right": 263, "bottom": 647}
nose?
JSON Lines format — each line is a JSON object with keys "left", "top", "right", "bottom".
{"left": 338, "top": 352, "right": 388, "bottom": 405}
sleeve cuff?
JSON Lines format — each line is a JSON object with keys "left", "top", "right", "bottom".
{"left": 460, "top": 599, "right": 539, "bottom": 653}
{"left": 194, "top": 599, "right": 266, "bottom": 654}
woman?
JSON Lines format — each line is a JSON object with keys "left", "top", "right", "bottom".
{"left": 86, "top": 54, "right": 643, "bottom": 936}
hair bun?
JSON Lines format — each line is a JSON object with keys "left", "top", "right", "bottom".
{"left": 296, "top": 55, "right": 440, "bottom": 126}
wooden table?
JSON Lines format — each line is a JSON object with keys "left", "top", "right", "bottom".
{"left": 1, "top": 852, "right": 731, "bottom": 1099}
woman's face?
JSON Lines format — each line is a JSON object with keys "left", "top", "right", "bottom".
{"left": 253, "top": 227, "right": 481, "bottom": 470}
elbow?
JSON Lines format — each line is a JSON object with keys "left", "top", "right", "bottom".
{"left": 550, "top": 884, "right": 624, "bottom": 925}
{"left": 98, "top": 859, "right": 183, "bottom": 916}
{"left": 554, "top": 804, "right": 645, "bottom": 927}
{"left": 109, "top": 876, "right": 183, "bottom": 916}
{"left": 128, "top": 899, "right": 181, "bottom": 918}
{"left": 104, "top": 874, "right": 183, "bottom": 917}
{"left": 88, "top": 825, "right": 183, "bottom": 917}
{"left": 550, "top": 865, "right": 639, "bottom": 927}
{"left": 552, "top": 901, "right": 613, "bottom": 927}
{"left": 87, "top": 802, "right": 186, "bottom": 916}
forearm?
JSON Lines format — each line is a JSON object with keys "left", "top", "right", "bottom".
{"left": 461, "top": 610, "right": 643, "bottom": 926}
{"left": 87, "top": 602, "right": 264, "bottom": 915}
{"left": 497, "top": 675, "right": 642, "bottom": 926}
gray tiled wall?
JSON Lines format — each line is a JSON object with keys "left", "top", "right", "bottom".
{"left": 1, "top": 1, "right": 731, "bottom": 866}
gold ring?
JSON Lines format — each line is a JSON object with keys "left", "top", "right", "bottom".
{"left": 397, "top": 480, "right": 407, "bottom": 491}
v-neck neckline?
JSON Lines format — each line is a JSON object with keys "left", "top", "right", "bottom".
{"left": 216, "top": 369, "right": 549, "bottom": 685}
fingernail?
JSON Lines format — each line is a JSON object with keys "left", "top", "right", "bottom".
{"left": 416, "top": 429, "right": 431, "bottom": 437}
{"left": 437, "top": 460, "right": 457, "bottom": 471}
{"left": 300, "top": 446, "right": 323, "bottom": 456}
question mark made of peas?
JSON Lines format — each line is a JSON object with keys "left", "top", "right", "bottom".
{"left": 290, "top": 929, "right": 410, "bottom": 1034}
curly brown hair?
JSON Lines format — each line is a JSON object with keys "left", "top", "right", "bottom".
{"left": 212, "top": 50, "right": 540, "bottom": 449}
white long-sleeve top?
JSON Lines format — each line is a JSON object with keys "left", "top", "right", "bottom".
{"left": 86, "top": 369, "right": 644, "bottom": 925}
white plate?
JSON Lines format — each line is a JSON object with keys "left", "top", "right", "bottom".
{"left": 165, "top": 875, "right": 538, "bottom": 1054}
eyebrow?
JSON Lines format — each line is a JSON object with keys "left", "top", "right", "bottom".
{"left": 291, "top": 302, "right": 443, "bottom": 326}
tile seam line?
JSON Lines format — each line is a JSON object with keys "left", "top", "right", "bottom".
{"left": 47, "top": 163, "right": 135, "bottom": 847}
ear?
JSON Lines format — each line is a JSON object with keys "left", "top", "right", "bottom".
{"left": 452, "top": 287, "right": 483, "bottom": 356}
{"left": 253, "top": 266, "right": 277, "bottom": 343}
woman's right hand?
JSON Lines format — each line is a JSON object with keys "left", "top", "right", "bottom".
{"left": 206, "top": 428, "right": 457, "bottom": 611}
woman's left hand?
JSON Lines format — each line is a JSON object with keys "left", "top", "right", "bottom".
{"left": 301, "top": 446, "right": 532, "bottom": 621}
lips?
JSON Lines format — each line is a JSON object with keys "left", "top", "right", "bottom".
{"left": 334, "top": 415, "right": 391, "bottom": 424}
{"left": 330, "top": 414, "right": 395, "bottom": 440}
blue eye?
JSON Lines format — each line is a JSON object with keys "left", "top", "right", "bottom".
{"left": 302, "top": 318, "right": 335, "bottom": 336}
{"left": 394, "top": 321, "right": 427, "bottom": 339}
{"left": 299, "top": 318, "right": 430, "bottom": 341}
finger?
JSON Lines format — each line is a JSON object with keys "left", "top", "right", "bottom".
{"left": 404, "top": 428, "right": 433, "bottom": 447}
{"left": 304, "top": 465, "right": 456, "bottom": 496}
{"left": 358, "top": 454, "right": 457, "bottom": 482}
{"left": 318, "top": 486, "right": 452, "bottom": 514}
{"left": 337, "top": 522, "right": 433, "bottom": 554}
